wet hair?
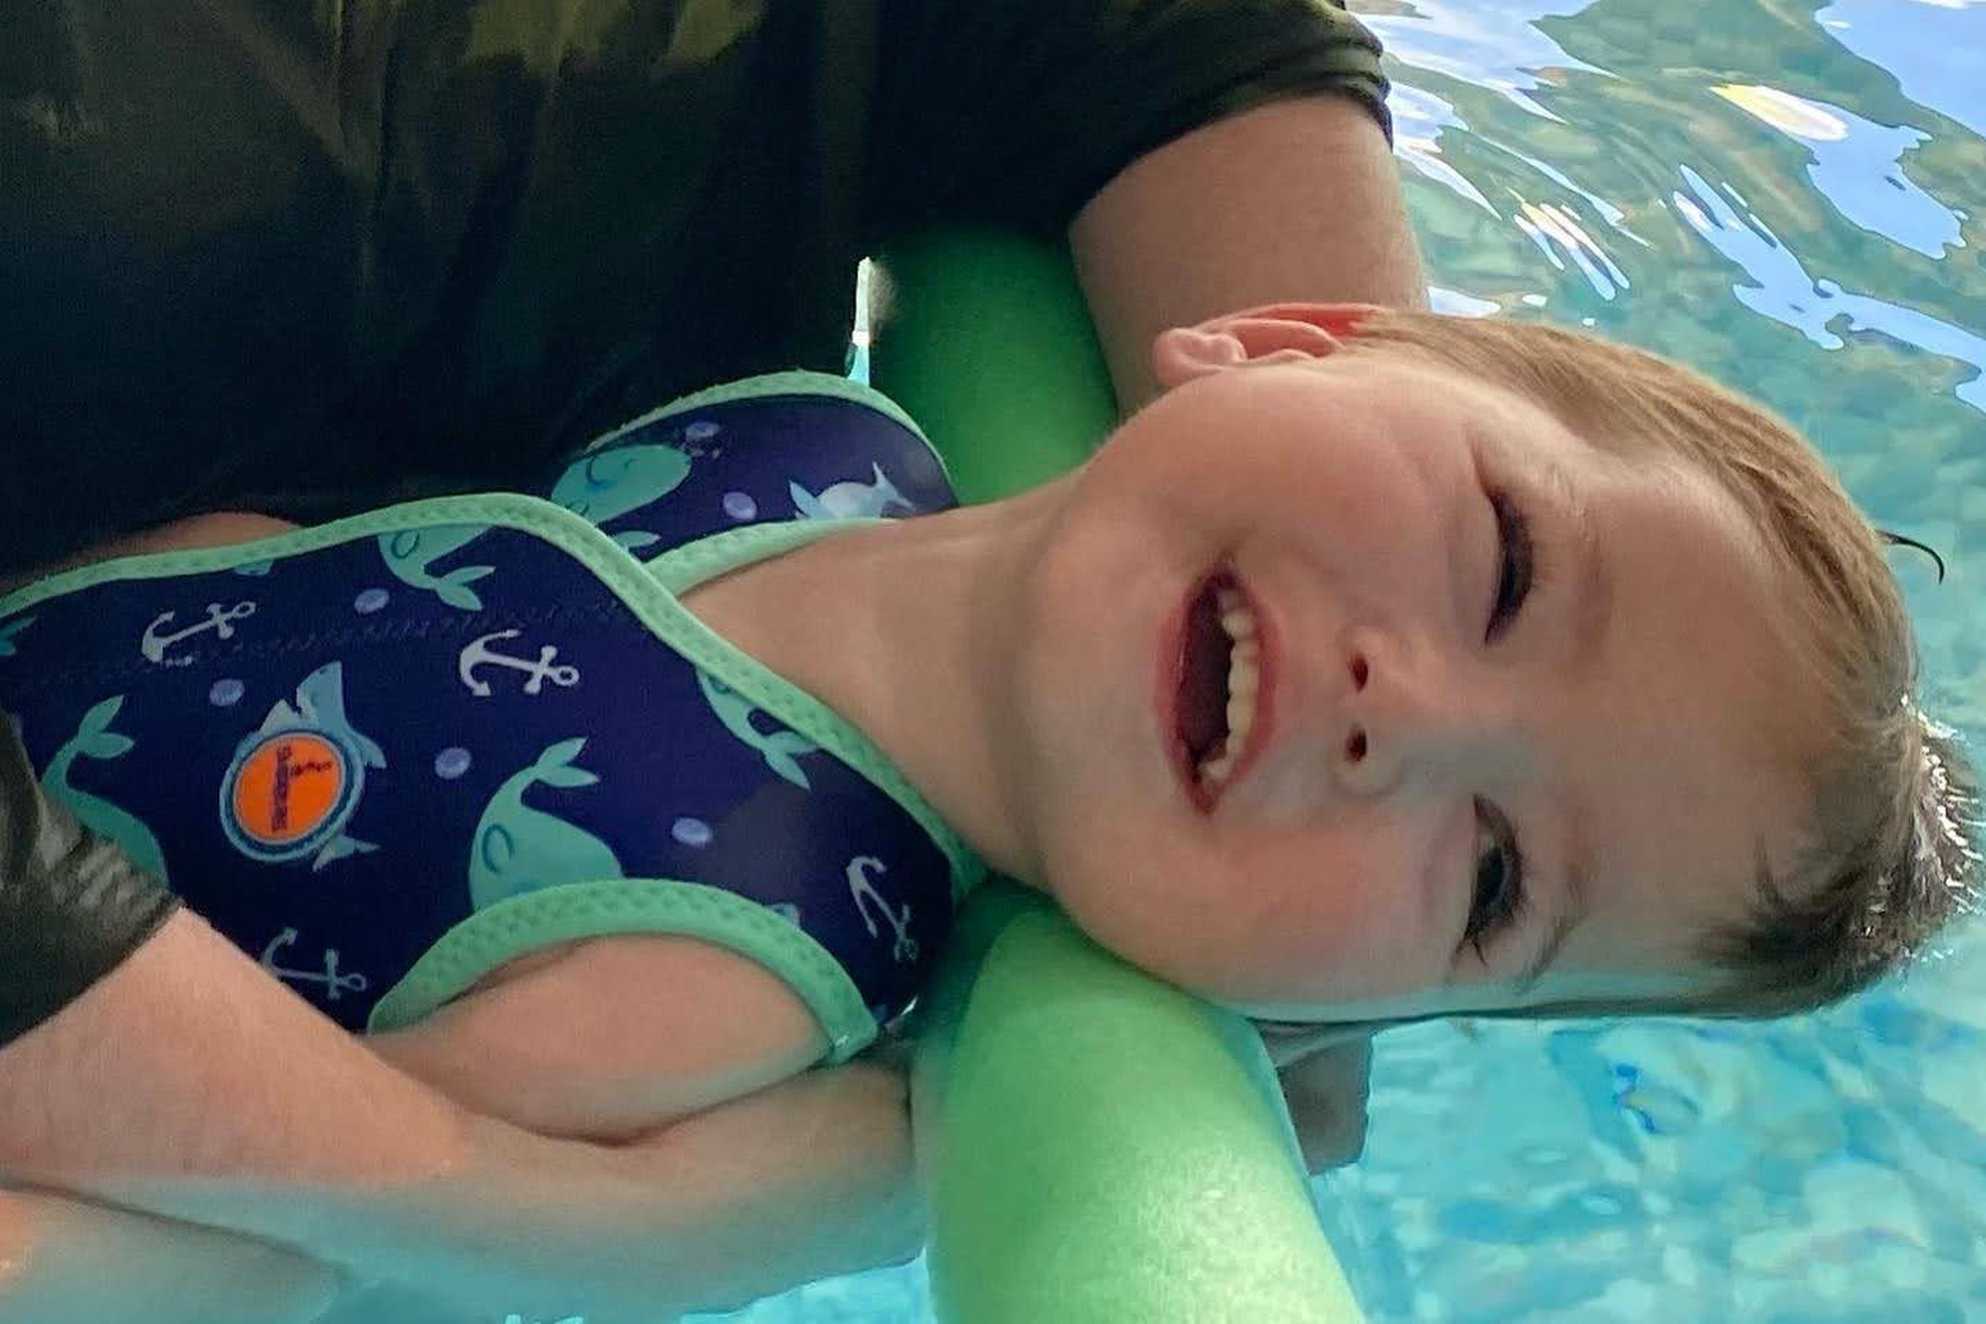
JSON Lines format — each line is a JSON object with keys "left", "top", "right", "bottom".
{"left": 1329, "top": 309, "right": 1981, "bottom": 1020}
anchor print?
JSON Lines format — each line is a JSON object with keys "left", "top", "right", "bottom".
{"left": 458, "top": 630, "right": 581, "bottom": 698}
{"left": 141, "top": 601, "right": 256, "bottom": 666}
{"left": 846, "top": 855, "right": 917, "bottom": 963}
{"left": 260, "top": 926, "right": 369, "bottom": 1001}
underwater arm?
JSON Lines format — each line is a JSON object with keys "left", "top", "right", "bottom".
{"left": 1070, "top": 93, "right": 1427, "bottom": 412}
{"left": 0, "top": 1183, "right": 343, "bottom": 1324}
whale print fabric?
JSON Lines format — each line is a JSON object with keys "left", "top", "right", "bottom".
{"left": 0, "top": 376, "right": 962, "bottom": 1041}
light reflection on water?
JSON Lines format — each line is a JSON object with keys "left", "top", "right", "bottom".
{"left": 705, "top": 2, "right": 1986, "bottom": 1320}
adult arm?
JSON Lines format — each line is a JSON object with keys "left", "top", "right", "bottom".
{"left": 869, "top": 0, "right": 1425, "bottom": 415}
{"left": 0, "top": 903, "right": 921, "bottom": 1322}
{"left": 1071, "top": 93, "right": 1427, "bottom": 411}
{"left": 0, "top": 717, "right": 470, "bottom": 1281}
{"left": 0, "top": 1184, "right": 341, "bottom": 1324}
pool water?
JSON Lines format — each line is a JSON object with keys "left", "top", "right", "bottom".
{"left": 702, "top": 1, "right": 1986, "bottom": 1320}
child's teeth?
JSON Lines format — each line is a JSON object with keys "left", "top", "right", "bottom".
{"left": 1197, "top": 585, "right": 1264, "bottom": 791}
{"left": 1217, "top": 588, "right": 1257, "bottom": 640}
{"left": 1229, "top": 649, "right": 1259, "bottom": 697}
{"left": 1226, "top": 691, "right": 1253, "bottom": 742}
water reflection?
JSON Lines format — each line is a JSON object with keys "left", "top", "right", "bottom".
{"left": 1358, "top": 0, "right": 1608, "bottom": 121}
{"left": 1714, "top": 83, "right": 1965, "bottom": 258}
{"left": 1820, "top": 0, "right": 1986, "bottom": 139}
{"left": 1390, "top": 83, "right": 1500, "bottom": 213}
{"left": 1672, "top": 162, "right": 1986, "bottom": 409}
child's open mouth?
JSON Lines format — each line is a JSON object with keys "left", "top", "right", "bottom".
{"left": 1169, "top": 568, "right": 1270, "bottom": 813}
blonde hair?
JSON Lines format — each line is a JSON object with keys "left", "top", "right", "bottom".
{"left": 1334, "top": 309, "right": 1980, "bottom": 1020}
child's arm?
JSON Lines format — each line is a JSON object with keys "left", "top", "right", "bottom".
{"left": 367, "top": 934, "right": 832, "bottom": 1142}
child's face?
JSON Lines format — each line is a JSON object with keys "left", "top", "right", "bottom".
{"left": 996, "top": 307, "right": 1816, "bottom": 1026}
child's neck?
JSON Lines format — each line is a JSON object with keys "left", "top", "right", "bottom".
{"left": 677, "top": 485, "right": 1066, "bottom": 883}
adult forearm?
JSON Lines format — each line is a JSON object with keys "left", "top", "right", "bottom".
{"left": 0, "top": 904, "right": 630, "bottom": 1318}
{"left": 0, "top": 1184, "right": 342, "bottom": 1324}
{"left": 0, "top": 905, "right": 536, "bottom": 1312}
{"left": 2, "top": 905, "right": 919, "bottom": 1320}
{"left": 0, "top": 906, "right": 472, "bottom": 1221}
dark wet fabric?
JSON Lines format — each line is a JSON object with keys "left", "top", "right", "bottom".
{"left": 0, "top": 719, "right": 182, "bottom": 1047}
{"left": 2, "top": 0, "right": 1387, "bottom": 578}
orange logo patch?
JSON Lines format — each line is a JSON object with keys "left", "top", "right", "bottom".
{"left": 229, "top": 732, "right": 347, "bottom": 846}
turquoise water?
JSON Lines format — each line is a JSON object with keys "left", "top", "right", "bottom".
{"left": 711, "top": 1, "right": 1986, "bottom": 1319}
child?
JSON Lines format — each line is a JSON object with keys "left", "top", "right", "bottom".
{"left": 0, "top": 304, "right": 1974, "bottom": 1143}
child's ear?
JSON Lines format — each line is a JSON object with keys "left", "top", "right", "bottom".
{"left": 1151, "top": 302, "right": 1382, "bottom": 389}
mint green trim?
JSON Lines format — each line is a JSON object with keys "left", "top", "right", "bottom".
{"left": 367, "top": 878, "right": 879, "bottom": 1063}
{"left": 644, "top": 517, "right": 890, "bottom": 597}
{"left": 578, "top": 369, "right": 956, "bottom": 492}
{"left": 1, "top": 493, "right": 986, "bottom": 902}
{"left": 3, "top": 515, "right": 398, "bottom": 616}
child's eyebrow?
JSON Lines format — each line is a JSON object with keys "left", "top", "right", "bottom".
{"left": 1545, "top": 460, "right": 1613, "bottom": 677}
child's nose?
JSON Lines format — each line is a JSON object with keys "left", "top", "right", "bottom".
{"left": 1332, "top": 627, "right": 1510, "bottom": 799}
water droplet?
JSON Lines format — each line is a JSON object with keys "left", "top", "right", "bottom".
{"left": 435, "top": 747, "right": 472, "bottom": 779}
{"left": 722, "top": 490, "right": 757, "bottom": 521}
{"left": 685, "top": 420, "right": 720, "bottom": 442}
{"left": 209, "top": 678, "right": 245, "bottom": 706}
{"left": 354, "top": 588, "right": 390, "bottom": 614}
{"left": 671, "top": 816, "right": 713, "bottom": 847}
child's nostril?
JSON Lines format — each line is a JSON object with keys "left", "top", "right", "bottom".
{"left": 1350, "top": 654, "right": 1369, "bottom": 690}
{"left": 1346, "top": 729, "right": 1367, "bottom": 763}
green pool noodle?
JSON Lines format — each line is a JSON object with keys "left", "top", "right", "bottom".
{"left": 872, "top": 231, "right": 1366, "bottom": 1324}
